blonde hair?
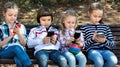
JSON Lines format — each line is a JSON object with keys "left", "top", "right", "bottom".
{"left": 88, "top": 2, "right": 104, "bottom": 23}
{"left": 60, "top": 9, "right": 78, "bottom": 37}
{"left": 3, "top": 1, "right": 18, "bottom": 13}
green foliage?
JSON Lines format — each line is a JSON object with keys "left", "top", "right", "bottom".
{"left": 31, "top": 19, "right": 38, "bottom": 25}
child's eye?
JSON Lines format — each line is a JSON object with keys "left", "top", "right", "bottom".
{"left": 42, "top": 19, "right": 46, "bottom": 21}
{"left": 68, "top": 22, "right": 71, "bottom": 24}
{"left": 14, "top": 15, "right": 17, "bottom": 17}
{"left": 8, "top": 14, "right": 12, "bottom": 16}
{"left": 98, "top": 16, "right": 102, "bottom": 18}
{"left": 48, "top": 19, "right": 51, "bottom": 21}
{"left": 72, "top": 22, "right": 75, "bottom": 24}
{"left": 93, "top": 15, "right": 97, "bottom": 18}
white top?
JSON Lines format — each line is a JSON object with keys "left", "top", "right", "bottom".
{"left": 27, "top": 26, "right": 60, "bottom": 55}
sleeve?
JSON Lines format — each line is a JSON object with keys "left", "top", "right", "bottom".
{"left": 27, "top": 28, "right": 43, "bottom": 48}
{"left": 21, "top": 24, "right": 27, "bottom": 40}
{"left": 80, "top": 32, "right": 85, "bottom": 49}
{"left": 0, "top": 28, "right": 3, "bottom": 41}
{"left": 58, "top": 31, "right": 67, "bottom": 48}
{"left": 80, "top": 25, "right": 96, "bottom": 48}
{"left": 52, "top": 28, "right": 60, "bottom": 49}
{"left": 103, "top": 26, "right": 115, "bottom": 48}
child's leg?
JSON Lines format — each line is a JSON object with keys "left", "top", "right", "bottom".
{"left": 62, "top": 51, "right": 76, "bottom": 67}
{"left": 14, "top": 57, "right": 23, "bottom": 67}
{"left": 49, "top": 50, "right": 67, "bottom": 67}
{"left": 35, "top": 50, "right": 49, "bottom": 67}
{"left": 75, "top": 52, "right": 87, "bottom": 67}
{"left": 0, "top": 45, "right": 32, "bottom": 67}
{"left": 88, "top": 49, "right": 104, "bottom": 67}
{"left": 102, "top": 50, "right": 118, "bottom": 67}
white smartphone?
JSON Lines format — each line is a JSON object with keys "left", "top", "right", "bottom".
{"left": 97, "top": 33, "right": 105, "bottom": 38}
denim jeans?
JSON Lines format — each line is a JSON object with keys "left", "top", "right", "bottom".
{"left": 88, "top": 49, "right": 118, "bottom": 67}
{"left": 0, "top": 45, "right": 32, "bottom": 67}
{"left": 62, "top": 51, "right": 87, "bottom": 67}
{"left": 75, "top": 52, "right": 87, "bottom": 67}
{"left": 35, "top": 50, "right": 67, "bottom": 67}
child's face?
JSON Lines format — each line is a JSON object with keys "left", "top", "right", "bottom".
{"left": 39, "top": 16, "right": 52, "bottom": 28}
{"left": 4, "top": 9, "right": 18, "bottom": 24}
{"left": 63, "top": 15, "right": 76, "bottom": 30}
{"left": 89, "top": 9, "right": 103, "bottom": 24}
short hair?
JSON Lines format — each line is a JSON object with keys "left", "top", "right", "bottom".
{"left": 37, "top": 7, "right": 53, "bottom": 23}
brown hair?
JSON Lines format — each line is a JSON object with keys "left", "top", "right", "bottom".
{"left": 60, "top": 9, "right": 78, "bottom": 37}
{"left": 3, "top": 1, "right": 18, "bottom": 13}
{"left": 88, "top": 2, "right": 104, "bottom": 23}
{"left": 37, "top": 6, "right": 53, "bottom": 24}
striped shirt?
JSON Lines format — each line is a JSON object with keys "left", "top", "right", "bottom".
{"left": 0, "top": 21, "right": 27, "bottom": 49}
{"left": 80, "top": 23, "right": 115, "bottom": 51}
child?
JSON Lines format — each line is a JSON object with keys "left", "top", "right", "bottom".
{"left": 59, "top": 9, "right": 87, "bottom": 67}
{"left": 80, "top": 2, "right": 118, "bottom": 67}
{"left": 27, "top": 6, "right": 67, "bottom": 67}
{"left": 0, "top": 2, "right": 34, "bottom": 67}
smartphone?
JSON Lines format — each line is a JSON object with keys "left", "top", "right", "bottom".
{"left": 15, "top": 23, "right": 21, "bottom": 28}
{"left": 97, "top": 33, "right": 105, "bottom": 38}
{"left": 47, "top": 31, "right": 54, "bottom": 37}
{"left": 74, "top": 31, "right": 81, "bottom": 39}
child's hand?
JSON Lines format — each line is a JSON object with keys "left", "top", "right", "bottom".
{"left": 93, "top": 31, "right": 106, "bottom": 43}
{"left": 70, "top": 36, "right": 75, "bottom": 42}
{"left": 50, "top": 35, "right": 57, "bottom": 45}
{"left": 95, "top": 36, "right": 106, "bottom": 43}
{"left": 76, "top": 38, "right": 83, "bottom": 47}
{"left": 13, "top": 25, "right": 21, "bottom": 34}
{"left": 65, "top": 37, "right": 75, "bottom": 46}
{"left": 10, "top": 28, "right": 15, "bottom": 37}
{"left": 43, "top": 37, "right": 50, "bottom": 44}
{"left": 92, "top": 31, "right": 98, "bottom": 41}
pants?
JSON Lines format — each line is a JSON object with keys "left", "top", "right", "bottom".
{"left": 0, "top": 45, "right": 32, "bottom": 67}
{"left": 62, "top": 51, "right": 87, "bottom": 67}
{"left": 35, "top": 50, "right": 67, "bottom": 67}
{"left": 88, "top": 49, "right": 118, "bottom": 67}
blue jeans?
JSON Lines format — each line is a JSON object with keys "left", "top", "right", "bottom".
{"left": 0, "top": 45, "right": 32, "bottom": 67}
{"left": 88, "top": 49, "right": 118, "bottom": 67}
{"left": 62, "top": 51, "right": 87, "bottom": 67}
{"left": 35, "top": 50, "right": 67, "bottom": 67}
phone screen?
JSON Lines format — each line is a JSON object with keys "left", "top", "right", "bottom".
{"left": 47, "top": 31, "right": 54, "bottom": 37}
{"left": 74, "top": 31, "right": 81, "bottom": 39}
{"left": 97, "top": 33, "right": 105, "bottom": 38}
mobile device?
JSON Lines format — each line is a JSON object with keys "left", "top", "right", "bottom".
{"left": 74, "top": 31, "right": 81, "bottom": 39}
{"left": 47, "top": 31, "right": 54, "bottom": 37}
{"left": 97, "top": 33, "right": 105, "bottom": 38}
{"left": 15, "top": 23, "right": 21, "bottom": 28}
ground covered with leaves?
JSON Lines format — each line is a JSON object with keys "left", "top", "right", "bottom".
{"left": 0, "top": 1, "right": 120, "bottom": 25}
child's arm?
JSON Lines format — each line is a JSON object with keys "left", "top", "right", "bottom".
{"left": 14, "top": 24, "right": 26, "bottom": 46}
{"left": 65, "top": 37, "right": 75, "bottom": 46}
{"left": 27, "top": 28, "right": 45, "bottom": 48}
{"left": 75, "top": 32, "right": 85, "bottom": 48}
{"left": 101, "top": 26, "right": 115, "bottom": 48}
{"left": 50, "top": 35, "right": 57, "bottom": 45}
{"left": 43, "top": 36, "right": 50, "bottom": 44}
{"left": 0, "top": 28, "right": 15, "bottom": 47}
{"left": 49, "top": 29, "right": 59, "bottom": 45}
{"left": 0, "top": 36, "right": 13, "bottom": 47}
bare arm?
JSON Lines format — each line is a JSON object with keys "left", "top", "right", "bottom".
{"left": 14, "top": 25, "right": 26, "bottom": 46}
{"left": 0, "top": 34, "right": 14, "bottom": 47}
